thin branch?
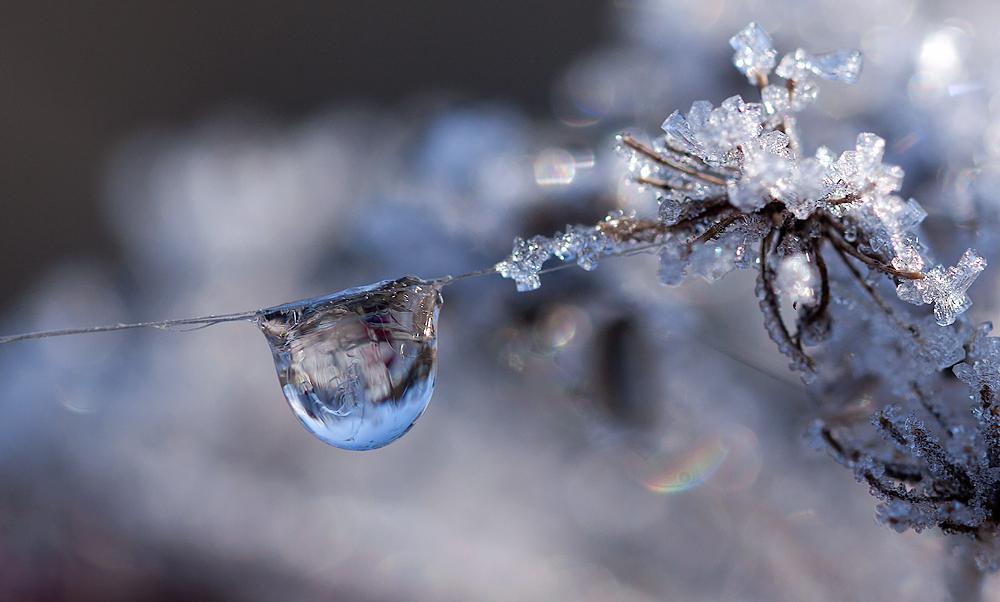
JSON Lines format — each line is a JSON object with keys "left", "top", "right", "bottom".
{"left": 633, "top": 175, "right": 696, "bottom": 192}
{"left": 911, "top": 383, "right": 949, "bottom": 432}
{"left": 688, "top": 211, "right": 744, "bottom": 247}
{"left": 803, "top": 238, "right": 831, "bottom": 323}
{"left": 829, "top": 235, "right": 931, "bottom": 354}
{"left": 829, "top": 237, "right": 896, "bottom": 317}
{"left": 619, "top": 134, "right": 730, "bottom": 186}
{"left": 756, "top": 229, "right": 814, "bottom": 370}
{"left": 435, "top": 265, "right": 505, "bottom": 286}
{"left": 658, "top": 138, "right": 741, "bottom": 175}
{"left": 0, "top": 311, "right": 257, "bottom": 346}
{"left": 826, "top": 193, "right": 861, "bottom": 206}
{"left": 825, "top": 226, "right": 923, "bottom": 280}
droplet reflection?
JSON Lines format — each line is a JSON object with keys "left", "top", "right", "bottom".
{"left": 257, "top": 276, "right": 441, "bottom": 450}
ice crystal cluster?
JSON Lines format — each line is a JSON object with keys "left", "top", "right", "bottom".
{"left": 495, "top": 210, "right": 662, "bottom": 291}
{"left": 499, "top": 24, "right": 984, "bottom": 332}
{"left": 499, "top": 23, "right": 1000, "bottom": 566}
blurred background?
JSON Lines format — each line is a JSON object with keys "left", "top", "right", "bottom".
{"left": 2, "top": 0, "right": 1000, "bottom": 600}
{"left": 0, "top": 1, "right": 607, "bottom": 310}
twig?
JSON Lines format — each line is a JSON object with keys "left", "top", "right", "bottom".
{"left": 689, "top": 211, "right": 744, "bottom": 247}
{"left": 825, "top": 226, "right": 923, "bottom": 280}
{"left": 619, "top": 134, "right": 730, "bottom": 186}
{"left": 756, "top": 229, "right": 814, "bottom": 370}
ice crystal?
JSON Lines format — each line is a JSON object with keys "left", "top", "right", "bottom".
{"left": 553, "top": 225, "right": 613, "bottom": 271}
{"left": 495, "top": 236, "right": 554, "bottom": 292}
{"left": 657, "top": 242, "right": 690, "bottom": 286}
{"left": 496, "top": 210, "right": 659, "bottom": 290}
{"left": 897, "top": 250, "right": 987, "bottom": 326}
{"left": 776, "top": 48, "right": 863, "bottom": 84}
{"left": 729, "top": 23, "right": 777, "bottom": 86}
{"left": 661, "top": 96, "right": 765, "bottom": 167}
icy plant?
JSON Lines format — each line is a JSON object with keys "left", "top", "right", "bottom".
{"left": 498, "top": 24, "right": 984, "bottom": 365}
{"left": 495, "top": 23, "right": 1000, "bottom": 573}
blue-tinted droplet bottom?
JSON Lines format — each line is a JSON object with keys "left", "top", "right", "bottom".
{"left": 257, "top": 276, "right": 441, "bottom": 450}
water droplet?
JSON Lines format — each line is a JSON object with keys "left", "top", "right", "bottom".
{"left": 256, "top": 276, "right": 442, "bottom": 450}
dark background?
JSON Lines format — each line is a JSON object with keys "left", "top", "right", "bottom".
{"left": 0, "top": 1, "right": 608, "bottom": 310}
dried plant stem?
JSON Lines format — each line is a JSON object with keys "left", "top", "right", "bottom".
{"left": 0, "top": 311, "right": 257, "bottom": 345}
{"left": 618, "top": 134, "right": 730, "bottom": 186}
{"left": 824, "top": 226, "right": 923, "bottom": 280}
{"left": 756, "top": 230, "right": 814, "bottom": 370}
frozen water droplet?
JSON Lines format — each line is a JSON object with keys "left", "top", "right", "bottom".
{"left": 256, "top": 276, "right": 441, "bottom": 450}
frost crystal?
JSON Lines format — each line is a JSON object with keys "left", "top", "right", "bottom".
{"left": 829, "top": 133, "right": 903, "bottom": 200}
{"left": 553, "top": 225, "right": 613, "bottom": 271}
{"left": 729, "top": 23, "right": 777, "bottom": 86}
{"left": 496, "top": 236, "right": 554, "bottom": 292}
{"left": 776, "top": 48, "right": 863, "bottom": 84}
{"left": 661, "top": 96, "right": 764, "bottom": 166}
{"left": 657, "top": 191, "right": 685, "bottom": 225}
{"left": 897, "top": 250, "right": 987, "bottom": 325}
{"left": 761, "top": 80, "right": 816, "bottom": 116}
{"left": 657, "top": 243, "right": 690, "bottom": 286}
{"left": 496, "top": 211, "right": 656, "bottom": 290}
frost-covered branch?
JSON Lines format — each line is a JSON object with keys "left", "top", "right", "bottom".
{"left": 496, "top": 23, "right": 1000, "bottom": 572}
